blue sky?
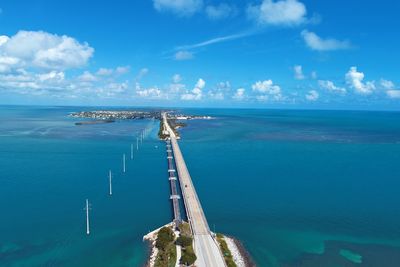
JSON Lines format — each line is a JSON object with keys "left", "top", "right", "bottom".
{"left": 0, "top": 0, "right": 399, "bottom": 109}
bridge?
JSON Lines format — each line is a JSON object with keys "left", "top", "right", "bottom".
{"left": 162, "top": 113, "right": 226, "bottom": 267}
{"left": 166, "top": 139, "right": 181, "bottom": 225}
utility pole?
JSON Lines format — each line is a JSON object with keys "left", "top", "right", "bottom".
{"left": 85, "top": 199, "right": 91, "bottom": 235}
{"left": 109, "top": 170, "right": 112, "bottom": 195}
{"left": 123, "top": 154, "right": 126, "bottom": 173}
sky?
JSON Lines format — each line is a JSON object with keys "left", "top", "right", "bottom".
{"left": 0, "top": 0, "right": 399, "bottom": 109}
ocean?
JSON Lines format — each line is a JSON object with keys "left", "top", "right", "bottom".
{"left": 1, "top": 106, "right": 400, "bottom": 266}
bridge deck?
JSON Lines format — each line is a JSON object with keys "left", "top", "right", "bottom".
{"left": 162, "top": 113, "right": 225, "bottom": 267}
{"left": 166, "top": 140, "right": 181, "bottom": 224}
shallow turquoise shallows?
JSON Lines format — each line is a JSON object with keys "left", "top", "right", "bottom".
{"left": 1, "top": 106, "right": 400, "bottom": 267}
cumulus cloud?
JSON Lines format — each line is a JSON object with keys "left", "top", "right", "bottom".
{"left": 153, "top": 0, "right": 203, "bottom": 16}
{"left": 0, "top": 66, "right": 133, "bottom": 100}
{"left": 174, "top": 50, "right": 194, "bottom": 60}
{"left": 305, "top": 90, "right": 319, "bottom": 101}
{"left": 232, "top": 88, "right": 245, "bottom": 100}
{"left": 301, "top": 30, "right": 351, "bottom": 51}
{"left": 37, "top": 71, "right": 65, "bottom": 82}
{"left": 252, "top": 79, "right": 283, "bottom": 101}
{"left": 0, "top": 31, "right": 93, "bottom": 71}
{"left": 248, "top": 0, "right": 307, "bottom": 26}
{"left": 252, "top": 80, "right": 281, "bottom": 94}
{"left": 95, "top": 66, "right": 130, "bottom": 77}
{"left": 78, "top": 71, "right": 97, "bottom": 82}
{"left": 318, "top": 80, "right": 346, "bottom": 94}
{"left": 345, "top": 66, "right": 375, "bottom": 94}
{"left": 0, "top": 69, "right": 67, "bottom": 95}
{"left": 207, "top": 81, "right": 231, "bottom": 100}
{"left": 386, "top": 90, "right": 400, "bottom": 99}
{"left": 136, "top": 86, "right": 162, "bottom": 98}
{"left": 380, "top": 79, "right": 395, "bottom": 90}
{"left": 294, "top": 65, "right": 305, "bottom": 80}
{"left": 206, "top": 3, "right": 237, "bottom": 20}
{"left": 181, "top": 78, "right": 205, "bottom": 100}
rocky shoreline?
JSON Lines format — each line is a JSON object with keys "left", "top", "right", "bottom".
{"left": 227, "top": 235, "right": 256, "bottom": 267}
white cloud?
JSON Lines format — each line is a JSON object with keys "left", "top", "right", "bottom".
{"left": 181, "top": 78, "right": 205, "bottom": 100}
{"left": 0, "top": 35, "right": 9, "bottom": 46}
{"left": 153, "top": 0, "right": 203, "bottom": 16}
{"left": 216, "top": 81, "right": 231, "bottom": 90}
{"left": 318, "top": 80, "right": 346, "bottom": 94}
{"left": 96, "top": 68, "right": 113, "bottom": 76}
{"left": 78, "top": 71, "right": 97, "bottom": 82}
{"left": 345, "top": 66, "right": 375, "bottom": 94}
{"left": 136, "top": 86, "right": 162, "bottom": 98}
{"left": 37, "top": 71, "right": 65, "bottom": 82}
{"left": 206, "top": 3, "right": 236, "bottom": 20}
{"left": 0, "top": 69, "right": 67, "bottom": 94}
{"left": 305, "top": 90, "right": 319, "bottom": 101}
{"left": 252, "top": 80, "right": 281, "bottom": 94}
{"left": 116, "top": 66, "right": 130, "bottom": 75}
{"left": 172, "top": 74, "right": 182, "bottom": 83}
{"left": 380, "top": 79, "right": 395, "bottom": 90}
{"left": 181, "top": 94, "right": 197, "bottom": 100}
{"left": 136, "top": 68, "right": 149, "bottom": 80}
{"left": 105, "top": 81, "right": 128, "bottom": 94}
{"left": 208, "top": 91, "right": 224, "bottom": 100}
{"left": 232, "top": 88, "right": 245, "bottom": 100}
{"left": 176, "top": 32, "right": 250, "bottom": 51}
{"left": 248, "top": 0, "right": 307, "bottom": 26}
{"left": 195, "top": 78, "right": 205, "bottom": 89}
{"left": 252, "top": 79, "right": 283, "bottom": 101}
{"left": 301, "top": 30, "right": 351, "bottom": 51}
{"left": 169, "top": 74, "right": 185, "bottom": 94}
{"left": 294, "top": 65, "right": 305, "bottom": 80}
{"left": 0, "top": 31, "right": 94, "bottom": 70}
{"left": 174, "top": 50, "right": 194, "bottom": 60}
{"left": 95, "top": 66, "right": 130, "bottom": 77}
{"left": 387, "top": 90, "right": 400, "bottom": 99}
{"left": 0, "top": 65, "right": 134, "bottom": 99}
{"left": 207, "top": 81, "right": 231, "bottom": 100}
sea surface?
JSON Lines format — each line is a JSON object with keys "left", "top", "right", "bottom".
{"left": 1, "top": 106, "right": 400, "bottom": 267}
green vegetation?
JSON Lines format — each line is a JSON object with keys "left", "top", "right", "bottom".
{"left": 154, "top": 227, "right": 176, "bottom": 267}
{"left": 216, "top": 234, "right": 237, "bottom": 267}
{"left": 177, "top": 222, "right": 197, "bottom": 266}
{"left": 180, "top": 244, "right": 197, "bottom": 266}
{"left": 158, "top": 120, "right": 168, "bottom": 140}
{"left": 176, "top": 235, "right": 193, "bottom": 247}
{"left": 167, "top": 119, "right": 185, "bottom": 137}
{"left": 168, "top": 245, "right": 177, "bottom": 267}
{"left": 178, "top": 222, "right": 191, "bottom": 236}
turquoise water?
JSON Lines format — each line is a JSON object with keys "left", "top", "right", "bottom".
{"left": 1, "top": 106, "right": 400, "bottom": 266}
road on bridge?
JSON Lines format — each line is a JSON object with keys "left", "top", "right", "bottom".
{"left": 162, "top": 113, "right": 226, "bottom": 267}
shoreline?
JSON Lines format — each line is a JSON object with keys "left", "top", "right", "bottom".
{"left": 227, "top": 235, "right": 256, "bottom": 267}
{"left": 143, "top": 239, "right": 153, "bottom": 267}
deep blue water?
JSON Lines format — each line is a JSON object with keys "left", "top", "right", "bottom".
{"left": 1, "top": 106, "right": 400, "bottom": 266}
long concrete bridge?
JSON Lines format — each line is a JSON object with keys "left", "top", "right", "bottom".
{"left": 166, "top": 139, "right": 181, "bottom": 224}
{"left": 162, "top": 113, "right": 226, "bottom": 267}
